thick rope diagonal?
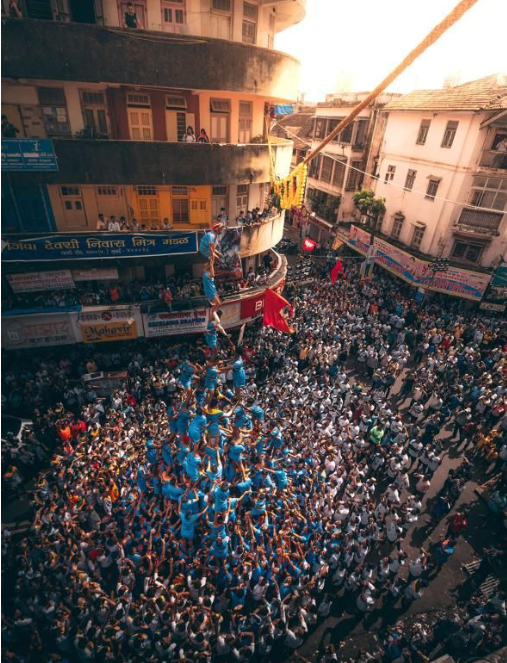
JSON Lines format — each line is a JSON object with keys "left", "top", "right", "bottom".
{"left": 302, "top": 0, "right": 482, "bottom": 167}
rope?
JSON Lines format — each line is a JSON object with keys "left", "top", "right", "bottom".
{"left": 302, "top": 0, "right": 482, "bottom": 167}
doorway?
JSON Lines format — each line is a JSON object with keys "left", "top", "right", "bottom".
{"left": 60, "top": 186, "right": 88, "bottom": 229}
{"left": 69, "top": 0, "right": 96, "bottom": 23}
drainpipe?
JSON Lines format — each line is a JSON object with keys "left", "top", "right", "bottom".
{"left": 426, "top": 112, "right": 476, "bottom": 256}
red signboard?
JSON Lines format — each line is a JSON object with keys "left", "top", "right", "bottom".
{"left": 302, "top": 237, "right": 317, "bottom": 252}
{"left": 240, "top": 292, "right": 265, "bottom": 320}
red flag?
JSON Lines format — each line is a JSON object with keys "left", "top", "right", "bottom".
{"left": 262, "top": 288, "right": 294, "bottom": 333}
{"left": 330, "top": 258, "right": 345, "bottom": 283}
{"left": 302, "top": 238, "right": 317, "bottom": 252}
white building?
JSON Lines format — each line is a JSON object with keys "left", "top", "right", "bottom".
{"left": 303, "top": 92, "right": 401, "bottom": 244}
{"left": 371, "top": 75, "right": 507, "bottom": 270}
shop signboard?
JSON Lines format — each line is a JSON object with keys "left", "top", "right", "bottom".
{"left": 143, "top": 309, "right": 208, "bottom": 338}
{"left": 1, "top": 232, "right": 197, "bottom": 261}
{"left": 7, "top": 270, "right": 75, "bottom": 293}
{"left": 2, "top": 312, "right": 79, "bottom": 349}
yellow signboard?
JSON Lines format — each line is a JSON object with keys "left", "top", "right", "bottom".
{"left": 332, "top": 237, "right": 343, "bottom": 251}
{"left": 82, "top": 321, "right": 137, "bottom": 344}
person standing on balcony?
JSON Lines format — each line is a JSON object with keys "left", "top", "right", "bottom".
{"left": 123, "top": 2, "right": 143, "bottom": 29}
{"left": 218, "top": 207, "right": 229, "bottom": 227}
{"left": 96, "top": 214, "right": 107, "bottom": 231}
{"left": 493, "top": 136, "right": 507, "bottom": 168}
{"left": 8, "top": 1, "right": 23, "bottom": 18}
{"left": 198, "top": 129, "right": 210, "bottom": 143}
{"left": 183, "top": 126, "right": 196, "bottom": 142}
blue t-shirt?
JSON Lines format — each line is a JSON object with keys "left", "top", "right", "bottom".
{"left": 199, "top": 230, "right": 217, "bottom": 259}
{"left": 205, "top": 321, "right": 218, "bottom": 348}
{"left": 203, "top": 271, "right": 217, "bottom": 300}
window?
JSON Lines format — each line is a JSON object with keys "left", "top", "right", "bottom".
{"left": 384, "top": 165, "right": 396, "bottom": 184}
{"left": 332, "top": 159, "right": 347, "bottom": 188}
{"left": 82, "top": 91, "right": 105, "bottom": 105}
{"left": 458, "top": 209, "right": 503, "bottom": 231}
{"left": 212, "top": 0, "right": 231, "bottom": 11}
{"left": 469, "top": 176, "right": 507, "bottom": 211}
{"left": 212, "top": 186, "right": 227, "bottom": 196}
{"left": 339, "top": 123, "right": 353, "bottom": 144}
{"left": 353, "top": 119, "right": 368, "bottom": 148}
{"left": 166, "top": 95, "right": 187, "bottom": 109}
{"left": 345, "top": 161, "right": 363, "bottom": 191}
{"left": 162, "top": 0, "right": 185, "bottom": 27}
{"left": 404, "top": 169, "right": 417, "bottom": 191}
{"left": 314, "top": 118, "right": 327, "bottom": 139}
{"left": 451, "top": 241, "right": 484, "bottom": 263}
{"left": 331, "top": 117, "right": 344, "bottom": 141}
{"left": 238, "top": 101, "right": 252, "bottom": 143}
{"left": 237, "top": 184, "right": 248, "bottom": 213}
{"left": 242, "top": 2, "right": 257, "bottom": 44}
{"left": 308, "top": 154, "right": 321, "bottom": 179}
{"left": 81, "top": 89, "right": 108, "bottom": 136}
{"left": 416, "top": 119, "right": 431, "bottom": 145}
{"left": 210, "top": 99, "right": 231, "bottom": 113}
{"left": 320, "top": 156, "right": 333, "bottom": 184}
{"left": 38, "top": 87, "right": 70, "bottom": 136}
{"left": 61, "top": 186, "right": 81, "bottom": 196}
{"left": 172, "top": 198, "right": 189, "bottom": 223}
{"left": 126, "top": 94, "right": 151, "bottom": 107}
{"left": 411, "top": 225, "right": 425, "bottom": 248}
{"left": 97, "top": 187, "right": 118, "bottom": 196}
{"left": 391, "top": 215, "right": 404, "bottom": 239}
{"left": 426, "top": 178, "right": 441, "bottom": 200}
{"left": 172, "top": 186, "right": 188, "bottom": 196}
{"left": 441, "top": 120, "right": 458, "bottom": 148}
{"left": 138, "top": 186, "right": 158, "bottom": 196}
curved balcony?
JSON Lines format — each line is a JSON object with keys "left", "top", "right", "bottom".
{"left": 240, "top": 211, "right": 285, "bottom": 257}
{"left": 5, "top": 138, "right": 294, "bottom": 186}
{"left": 2, "top": 18, "right": 300, "bottom": 101}
{"left": 271, "top": 0, "right": 307, "bottom": 33}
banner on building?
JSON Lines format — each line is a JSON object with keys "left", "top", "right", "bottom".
{"left": 2, "top": 312, "right": 79, "bottom": 349}
{"left": 479, "top": 301, "right": 506, "bottom": 313}
{"left": 331, "top": 237, "right": 343, "bottom": 251}
{"left": 1, "top": 232, "right": 198, "bottom": 262}
{"left": 2, "top": 139, "right": 58, "bottom": 171}
{"left": 241, "top": 292, "right": 265, "bottom": 320}
{"left": 218, "top": 301, "right": 242, "bottom": 329}
{"left": 72, "top": 267, "right": 119, "bottom": 282}
{"left": 7, "top": 270, "right": 75, "bottom": 293}
{"left": 143, "top": 309, "right": 208, "bottom": 338}
{"left": 216, "top": 228, "right": 243, "bottom": 278}
{"left": 82, "top": 321, "right": 138, "bottom": 344}
{"left": 345, "top": 225, "right": 491, "bottom": 301}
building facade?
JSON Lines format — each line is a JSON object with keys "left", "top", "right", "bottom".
{"left": 1, "top": 0, "right": 306, "bottom": 349}
{"left": 303, "top": 92, "right": 400, "bottom": 244}
{"left": 370, "top": 76, "right": 507, "bottom": 271}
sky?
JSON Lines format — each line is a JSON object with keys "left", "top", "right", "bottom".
{"left": 275, "top": 0, "right": 507, "bottom": 102}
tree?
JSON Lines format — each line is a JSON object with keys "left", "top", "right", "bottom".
{"left": 353, "top": 189, "right": 386, "bottom": 226}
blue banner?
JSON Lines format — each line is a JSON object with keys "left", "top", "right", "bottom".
{"left": 2, "top": 139, "right": 58, "bottom": 171}
{"left": 1, "top": 232, "right": 198, "bottom": 262}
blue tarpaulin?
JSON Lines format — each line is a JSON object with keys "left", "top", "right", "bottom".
{"left": 274, "top": 105, "right": 294, "bottom": 116}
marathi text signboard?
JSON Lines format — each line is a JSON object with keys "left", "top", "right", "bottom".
{"left": 7, "top": 270, "right": 75, "bottom": 293}
{"left": 345, "top": 226, "right": 491, "bottom": 301}
{"left": 2, "top": 313, "right": 79, "bottom": 349}
{"left": 2, "top": 139, "right": 58, "bottom": 171}
{"left": 1, "top": 232, "right": 197, "bottom": 262}
{"left": 143, "top": 309, "right": 208, "bottom": 337}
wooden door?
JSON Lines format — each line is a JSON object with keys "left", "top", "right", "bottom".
{"left": 128, "top": 107, "right": 153, "bottom": 140}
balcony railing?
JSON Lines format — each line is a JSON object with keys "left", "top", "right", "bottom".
{"left": 4, "top": 138, "right": 294, "bottom": 186}
{"left": 457, "top": 208, "right": 504, "bottom": 233}
{"left": 479, "top": 149, "right": 507, "bottom": 170}
{"left": 2, "top": 18, "right": 300, "bottom": 100}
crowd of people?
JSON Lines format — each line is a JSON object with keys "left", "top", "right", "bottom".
{"left": 2, "top": 259, "right": 507, "bottom": 663}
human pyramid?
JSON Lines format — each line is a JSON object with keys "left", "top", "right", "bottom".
{"left": 4, "top": 257, "right": 507, "bottom": 663}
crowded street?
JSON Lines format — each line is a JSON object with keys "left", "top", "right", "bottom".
{"left": 2, "top": 243, "right": 507, "bottom": 663}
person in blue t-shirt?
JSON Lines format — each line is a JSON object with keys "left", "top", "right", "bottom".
{"left": 179, "top": 360, "right": 198, "bottom": 391}
{"left": 199, "top": 223, "right": 222, "bottom": 262}
{"left": 188, "top": 407, "right": 207, "bottom": 444}
{"left": 202, "top": 260, "right": 221, "bottom": 314}
{"left": 205, "top": 310, "right": 231, "bottom": 360}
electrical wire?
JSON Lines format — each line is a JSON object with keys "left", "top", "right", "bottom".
{"left": 273, "top": 121, "right": 506, "bottom": 216}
